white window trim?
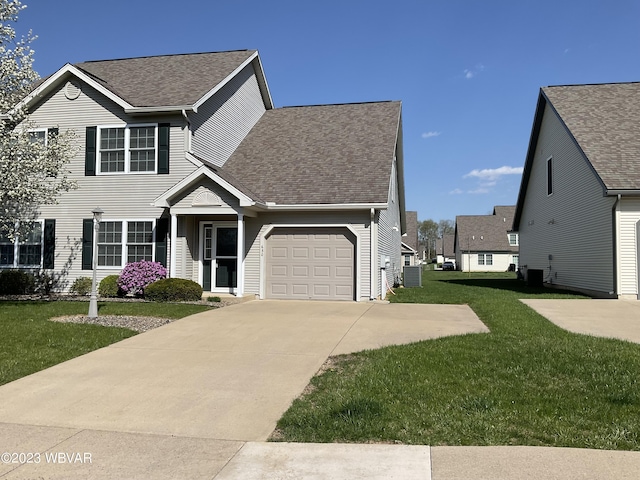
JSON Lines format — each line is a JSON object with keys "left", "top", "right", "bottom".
{"left": 486, "top": 253, "right": 493, "bottom": 266}
{"left": 478, "top": 253, "right": 485, "bottom": 266}
{"left": 28, "top": 128, "right": 49, "bottom": 146}
{"left": 96, "top": 123, "right": 158, "bottom": 175}
{"left": 97, "top": 219, "right": 156, "bottom": 269}
{"left": 508, "top": 233, "right": 519, "bottom": 246}
{"left": 0, "top": 220, "right": 44, "bottom": 268}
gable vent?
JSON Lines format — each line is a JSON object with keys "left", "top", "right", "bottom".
{"left": 192, "top": 190, "right": 222, "bottom": 206}
{"left": 64, "top": 81, "right": 81, "bottom": 100}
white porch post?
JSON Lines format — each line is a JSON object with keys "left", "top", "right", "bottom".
{"left": 170, "top": 213, "right": 177, "bottom": 278}
{"left": 236, "top": 213, "right": 245, "bottom": 297}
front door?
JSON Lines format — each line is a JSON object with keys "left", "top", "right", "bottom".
{"left": 201, "top": 223, "right": 237, "bottom": 292}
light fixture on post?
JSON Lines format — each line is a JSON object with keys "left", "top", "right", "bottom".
{"left": 88, "top": 207, "right": 103, "bottom": 319}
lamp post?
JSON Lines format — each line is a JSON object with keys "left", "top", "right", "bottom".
{"left": 88, "top": 207, "right": 103, "bottom": 318}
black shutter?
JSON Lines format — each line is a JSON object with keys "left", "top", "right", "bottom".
{"left": 82, "top": 219, "right": 94, "bottom": 270}
{"left": 85, "top": 126, "right": 97, "bottom": 176}
{"left": 43, "top": 219, "right": 56, "bottom": 269}
{"left": 48, "top": 127, "right": 59, "bottom": 140}
{"left": 155, "top": 217, "right": 169, "bottom": 267}
{"left": 158, "top": 123, "right": 170, "bottom": 174}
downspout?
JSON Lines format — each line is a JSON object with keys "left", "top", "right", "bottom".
{"left": 612, "top": 194, "right": 621, "bottom": 298}
{"left": 182, "top": 109, "right": 191, "bottom": 152}
{"left": 370, "top": 208, "right": 376, "bottom": 300}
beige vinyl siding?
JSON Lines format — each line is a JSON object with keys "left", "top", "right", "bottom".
{"left": 243, "top": 211, "right": 371, "bottom": 301}
{"left": 464, "top": 252, "right": 512, "bottom": 272}
{"left": 377, "top": 160, "right": 402, "bottom": 297}
{"left": 190, "top": 64, "right": 266, "bottom": 167}
{"left": 518, "top": 103, "right": 615, "bottom": 294}
{"left": 617, "top": 197, "right": 640, "bottom": 296}
{"left": 171, "top": 179, "right": 241, "bottom": 209}
{"left": 26, "top": 80, "right": 196, "bottom": 287}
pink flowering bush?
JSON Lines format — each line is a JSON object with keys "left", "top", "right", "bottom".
{"left": 117, "top": 260, "right": 167, "bottom": 296}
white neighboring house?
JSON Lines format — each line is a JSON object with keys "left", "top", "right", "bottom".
{"left": 514, "top": 82, "right": 640, "bottom": 298}
{"left": 2, "top": 50, "right": 406, "bottom": 301}
{"left": 454, "top": 206, "right": 519, "bottom": 272}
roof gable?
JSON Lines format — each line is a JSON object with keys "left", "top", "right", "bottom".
{"left": 10, "top": 50, "right": 272, "bottom": 116}
{"left": 541, "top": 82, "right": 640, "bottom": 192}
{"left": 223, "top": 101, "right": 402, "bottom": 205}
{"left": 455, "top": 206, "right": 517, "bottom": 253}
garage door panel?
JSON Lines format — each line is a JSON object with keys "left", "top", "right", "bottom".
{"left": 266, "top": 228, "right": 355, "bottom": 301}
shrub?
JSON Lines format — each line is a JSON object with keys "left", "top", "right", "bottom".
{"left": 145, "top": 278, "right": 203, "bottom": 302}
{"left": 99, "top": 275, "right": 122, "bottom": 298}
{"left": 207, "top": 296, "right": 221, "bottom": 303}
{"left": 70, "top": 277, "right": 92, "bottom": 296}
{"left": 33, "top": 270, "right": 60, "bottom": 296}
{"left": 0, "top": 270, "right": 36, "bottom": 295}
{"left": 117, "top": 260, "right": 167, "bottom": 296}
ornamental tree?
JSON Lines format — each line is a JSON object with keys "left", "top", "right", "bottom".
{"left": 0, "top": 0, "right": 76, "bottom": 241}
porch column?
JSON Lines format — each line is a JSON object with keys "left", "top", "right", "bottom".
{"left": 236, "top": 213, "right": 245, "bottom": 297}
{"left": 170, "top": 213, "right": 177, "bottom": 278}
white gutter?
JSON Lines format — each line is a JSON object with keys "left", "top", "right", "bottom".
{"left": 262, "top": 203, "right": 388, "bottom": 211}
{"left": 370, "top": 208, "right": 376, "bottom": 300}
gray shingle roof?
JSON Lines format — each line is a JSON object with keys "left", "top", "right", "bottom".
{"left": 222, "top": 101, "right": 402, "bottom": 204}
{"left": 455, "top": 206, "right": 517, "bottom": 253}
{"left": 73, "top": 50, "right": 256, "bottom": 107}
{"left": 543, "top": 82, "right": 640, "bottom": 190}
{"left": 436, "top": 234, "right": 455, "bottom": 258}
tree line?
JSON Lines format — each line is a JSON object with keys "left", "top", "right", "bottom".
{"left": 418, "top": 219, "right": 454, "bottom": 260}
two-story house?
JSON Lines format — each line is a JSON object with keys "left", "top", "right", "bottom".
{"left": 5, "top": 50, "right": 406, "bottom": 301}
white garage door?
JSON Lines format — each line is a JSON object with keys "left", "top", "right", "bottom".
{"left": 266, "top": 228, "right": 355, "bottom": 300}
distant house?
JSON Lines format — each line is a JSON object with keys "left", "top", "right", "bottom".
{"left": 454, "top": 206, "right": 519, "bottom": 272}
{"left": 514, "top": 82, "right": 640, "bottom": 298}
{"left": 2, "top": 50, "right": 406, "bottom": 301}
{"left": 402, "top": 211, "right": 419, "bottom": 268}
{"left": 435, "top": 234, "right": 455, "bottom": 266}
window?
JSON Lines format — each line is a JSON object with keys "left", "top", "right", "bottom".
{"left": 97, "top": 125, "right": 157, "bottom": 174}
{"left": 97, "top": 220, "right": 154, "bottom": 267}
{"left": 512, "top": 255, "right": 519, "bottom": 268}
{"left": 547, "top": 157, "right": 553, "bottom": 196}
{"left": 404, "top": 254, "right": 411, "bottom": 266}
{"left": 478, "top": 253, "right": 493, "bottom": 266}
{"left": 29, "top": 129, "right": 47, "bottom": 145}
{"left": 0, "top": 222, "right": 43, "bottom": 268}
{"left": 509, "top": 233, "right": 519, "bottom": 246}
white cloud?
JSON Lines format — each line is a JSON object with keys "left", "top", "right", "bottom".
{"left": 463, "top": 64, "right": 485, "bottom": 80}
{"left": 421, "top": 131, "right": 441, "bottom": 139}
{"left": 463, "top": 165, "right": 523, "bottom": 181}
{"left": 468, "top": 188, "right": 490, "bottom": 194}
{"left": 449, "top": 188, "right": 464, "bottom": 195}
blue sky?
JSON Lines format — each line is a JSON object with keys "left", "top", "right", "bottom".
{"left": 17, "top": 0, "right": 640, "bottom": 222}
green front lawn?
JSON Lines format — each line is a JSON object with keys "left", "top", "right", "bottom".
{"left": 0, "top": 301, "right": 210, "bottom": 386}
{"left": 274, "top": 270, "right": 640, "bottom": 450}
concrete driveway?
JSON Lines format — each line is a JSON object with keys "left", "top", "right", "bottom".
{"left": 0, "top": 300, "right": 486, "bottom": 479}
{"left": 521, "top": 299, "right": 640, "bottom": 344}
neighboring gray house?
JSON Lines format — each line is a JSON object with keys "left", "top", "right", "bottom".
{"left": 5, "top": 50, "right": 406, "bottom": 301}
{"left": 514, "top": 82, "right": 640, "bottom": 298}
{"left": 402, "top": 211, "right": 419, "bottom": 268}
{"left": 454, "top": 206, "right": 519, "bottom": 272}
{"left": 435, "top": 234, "right": 455, "bottom": 266}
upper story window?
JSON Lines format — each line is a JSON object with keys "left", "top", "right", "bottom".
{"left": 98, "top": 125, "right": 157, "bottom": 174}
{"left": 508, "top": 233, "right": 519, "bottom": 246}
{"left": 547, "top": 157, "right": 553, "bottom": 196}
{"left": 0, "top": 222, "right": 43, "bottom": 268}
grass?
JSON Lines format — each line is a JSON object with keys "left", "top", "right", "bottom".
{"left": 274, "top": 270, "right": 640, "bottom": 450}
{"left": 0, "top": 300, "right": 211, "bottom": 386}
